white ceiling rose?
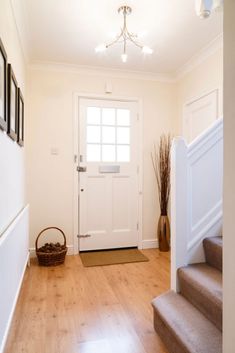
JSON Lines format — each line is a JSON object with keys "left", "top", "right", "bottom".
{"left": 195, "top": 0, "right": 223, "bottom": 19}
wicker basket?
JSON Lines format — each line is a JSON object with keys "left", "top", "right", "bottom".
{"left": 35, "top": 227, "right": 67, "bottom": 266}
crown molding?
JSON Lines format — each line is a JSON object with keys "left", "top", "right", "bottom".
{"left": 28, "top": 61, "right": 176, "bottom": 83}
{"left": 27, "top": 33, "right": 223, "bottom": 83}
{"left": 175, "top": 33, "right": 223, "bottom": 81}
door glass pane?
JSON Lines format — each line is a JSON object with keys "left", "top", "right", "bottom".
{"left": 102, "top": 126, "right": 115, "bottom": 144}
{"left": 117, "top": 127, "right": 130, "bottom": 144}
{"left": 102, "top": 108, "right": 115, "bottom": 125}
{"left": 87, "top": 126, "right": 101, "bottom": 143}
{"left": 117, "top": 145, "right": 130, "bottom": 162}
{"left": 87, "top": 144, "right": 101, "bottom": 162}
{"left": 102, "top": 145, "right": 115, "bottom": 162}
{"left": 87, "top": 107, "right": 101, "bottom": 125}
{"left": 117, "top": 109, "right": 130, "bottom": 126}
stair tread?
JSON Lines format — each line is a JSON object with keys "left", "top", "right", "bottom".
{"left": 178, "top": 263, "right": 222, "bottom": 305}
{"left": 178, "top": 263, "right": 222, "bottom": 330}
{"left": 203, "top": 236, "right": 222, "bottom": 272}
{"left": 152, "top": 290, "right": 222, "bottom": 353}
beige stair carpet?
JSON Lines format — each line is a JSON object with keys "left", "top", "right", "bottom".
{"left": 152, "top": 290, "right": 222, "bottom": 353}
{"left": 152, "top": 236, "right": 223, "bottom": 353}
{"left": 178, "top": 263, "right": 222, "bottom": 330}
{"left": 203, "top": 236, "right": 222, "bottom": 272}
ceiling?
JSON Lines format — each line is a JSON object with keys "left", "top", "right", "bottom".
{"left": 20, "top": 0, "right": 223, "bottom": 74}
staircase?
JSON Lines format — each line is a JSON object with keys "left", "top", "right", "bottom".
{"left": 152, "top": 236, "right": 222, "bottom": 353}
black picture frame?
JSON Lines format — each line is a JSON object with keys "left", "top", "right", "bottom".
{"left": 17, "top": 88, "right": 24, "bottom": 147}
{"left": 0, "top": 38, "right": 7, "bottom": 131}
{"left": 7, "top": 64, "right": 18, "bottom": 141}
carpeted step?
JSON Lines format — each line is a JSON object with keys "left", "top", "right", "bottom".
{"left": 203, "top": 236, "right": 222, "bottom": 272}
{"left": 178, "top": 263, "right": 222, "bottom": 331}
{"left": 152, "top": 290, "right": 222, "bottom": 353}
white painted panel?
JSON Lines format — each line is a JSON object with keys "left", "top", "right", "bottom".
{"left": 112, "top": 176, "right": 130, "bottom": 231}
{"left": 86, "top": 176, "right": 107, "bottom": 232}
{"left": 183, "top": 90, "right": 218, "bottom": 143}
{"left": 190, "top": 138, "right": 223, "bottom": 231}
{"left": 0, "top": 206, "right": 29, "bottom": 353}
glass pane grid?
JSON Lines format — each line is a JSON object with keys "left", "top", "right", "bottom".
{"left": 86, "top": 106, "right": 131, "bottom": 162}
{"left": 86, "top": 123, "right": 101, "bottom": 127}
{"left": 87, "top": 126, "right": 101, "bottom": 143}
{"left": 102, "top": 108, "right": 115, "bottom": 125}
{"left": 87, "top": 124, "right": 130, "bottom": 128}
{"left": 117, "top": 109, "right": 130, "bottom": 126}
{"left": 87, "top": 107, "right": 101, "bottom": 125}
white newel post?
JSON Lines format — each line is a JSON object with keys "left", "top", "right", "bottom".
{"left": 171, "top": 137, "right": 188, "bottom": 292}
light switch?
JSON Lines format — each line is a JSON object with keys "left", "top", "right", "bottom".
{"left": 51, "top": 147, "right": 59, "bottom": 155}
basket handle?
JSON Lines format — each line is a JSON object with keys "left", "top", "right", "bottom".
{"left": 35, "top": 227, "right": 66, "bottom": 251}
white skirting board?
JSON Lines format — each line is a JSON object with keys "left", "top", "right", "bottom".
{"left": 0, "top": 205, "right": 29, "bottom": 353}
{"left": 141, "top": 239, "right": 159, "bottom": 249}
{"left": 31, "top": 243, "right": 157, "bottom": 254}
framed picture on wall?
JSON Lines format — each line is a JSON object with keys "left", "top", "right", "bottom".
{"left": 17, "top": 88, "right": 24, "bottom": 146}
{"left": 7, "top": 64, "right": 18, "bottom": 141}
{"left": 0, "top": 38, "right": 7, "bottom": 131}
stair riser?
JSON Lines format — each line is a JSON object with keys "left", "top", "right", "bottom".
{"left": 203, "top": 238, "right": 222, "bottom": 272}
{"left": 179, "top": 276, "right": 222, "bottom": 331}
{"left": 153, "top": 309, "right": 189, "bottom": 353}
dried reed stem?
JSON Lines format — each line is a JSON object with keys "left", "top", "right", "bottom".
{"left": 151, "top": 134, "right": 171, "bottom": 215}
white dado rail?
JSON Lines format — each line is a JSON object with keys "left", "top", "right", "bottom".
{"left": 171, "top": 118, "right": 223, "bottom": 291}
{"left": 0, "top": 205, "right": 29, "bottom": 353}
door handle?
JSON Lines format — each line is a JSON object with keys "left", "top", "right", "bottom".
{"left": 77, "top": 234, "right": 91, "bottom": 238}
{"left": 77, "top": 166, "right": 87, "bottom": 172}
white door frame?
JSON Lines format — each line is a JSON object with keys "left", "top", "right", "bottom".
{"left": 73, "top": 93, "right": 143, "bottom": 254}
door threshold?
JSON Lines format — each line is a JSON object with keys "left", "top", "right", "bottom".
{"left": 79, "top": 246, "right": 138, "bottom": 253}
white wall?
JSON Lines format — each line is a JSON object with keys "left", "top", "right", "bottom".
{"left": 0, "top": 0, "right": 28, "bottom": 351}
{"left": 177, "top": 45, "right": 223, "bottom": 134}
{"left": 223, "top": 1, "right": 235, "bottom": 351}
{"left": 26, "top": 66, "right": 177, "bottom": 249}
{"left": 0, "top": 0, "right": 26, "bottom": 234}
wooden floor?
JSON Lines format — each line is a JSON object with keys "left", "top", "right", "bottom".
{"left": 5, "top": 249, "right": 170, "bottom": 353}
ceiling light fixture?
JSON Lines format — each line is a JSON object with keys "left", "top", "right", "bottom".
{"left": 95, "top": 6, "right": 153, "bottom": 63}
{"left": 195, "top": 0, "right": 223, "bottom": 19}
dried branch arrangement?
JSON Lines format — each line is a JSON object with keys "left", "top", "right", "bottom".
{"left": 151, "top": 134, "right": 172, "bottom": 216}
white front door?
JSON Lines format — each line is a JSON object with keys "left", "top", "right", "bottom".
{"left": 78, "top": 98, "right": 139, "bottom": 251}
{"left": 183, "top": 89, "right": 218, "bottom": 143}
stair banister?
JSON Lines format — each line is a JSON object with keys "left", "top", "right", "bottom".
{"left": 171, "top": 118, "right": 223, "bottom": 291}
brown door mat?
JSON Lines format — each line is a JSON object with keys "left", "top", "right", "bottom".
{"left": 79, "top": 248, "right": 149, "bottom": 267}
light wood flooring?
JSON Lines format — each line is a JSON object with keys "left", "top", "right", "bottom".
{"left": 5, "top": 249, "right": 170, "bottom": 353}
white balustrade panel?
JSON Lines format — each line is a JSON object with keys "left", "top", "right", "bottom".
{"left": 171, "top": 119, "right": 223, "bottom": 291}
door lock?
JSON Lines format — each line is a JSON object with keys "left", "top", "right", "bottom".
{"left": 77, "top": 166, "right": 87, "bottom": 172}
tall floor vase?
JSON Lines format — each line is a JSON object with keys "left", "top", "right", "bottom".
{"left": 157, "top": 215, "right": 170, "bottom": 252}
